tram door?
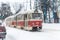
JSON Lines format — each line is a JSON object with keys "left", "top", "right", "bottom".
{"left": 24, "top": 14, "right": 28, "bottom": 28}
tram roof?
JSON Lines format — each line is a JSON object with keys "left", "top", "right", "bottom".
{"left": 17, "top": 9, "right": 43, "bottom": 15}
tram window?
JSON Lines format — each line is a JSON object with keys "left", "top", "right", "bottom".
{"left": 17, "top": 14, "right": 24, "bottom": 20}
{"left": 28, "top": 14, "right": 31, "bottom": 19}
{"left": 32, "top": 13, "right": 42, "bottom": 19}
{"left": 24, "top": 14, "right": 27, "bottom": 20}
{"left": 14, "top": 16, "right": 17, "bottom": 20}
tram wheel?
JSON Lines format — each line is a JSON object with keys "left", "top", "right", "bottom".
{"left": 21, "top": 27, "right": 24, "bottom": 29}
{"left": 14, "top": 26, "right": 16, "bottom": 28}
{"left": 39, "top": 26, "right": 42, "bottom": 29}
{"left": 32, "top": 27, "right": 37, "bottom": 31}
{"left": 37, "top": 27, "right": 42, "bottom": 32}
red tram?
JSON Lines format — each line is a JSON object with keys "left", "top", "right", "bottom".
{"left": 5, "top": 10, "right": 43, "bottom": 31}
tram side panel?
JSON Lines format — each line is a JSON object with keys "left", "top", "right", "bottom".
{"left": 17, "top": 20, "right": 24, "bottom": 29}
{"left": 8, "top": 13, "right": 43, "bottom": 31}
{"left": 11, "top": 14, "right": 24, "bottom": 29}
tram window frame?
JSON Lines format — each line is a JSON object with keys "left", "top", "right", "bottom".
{"left": 32, "top": 13, "right": 42, "bottom": 19}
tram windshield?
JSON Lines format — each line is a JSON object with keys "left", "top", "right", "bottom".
{"left": 32, "top": 13, "right": 42, "bottom": 19}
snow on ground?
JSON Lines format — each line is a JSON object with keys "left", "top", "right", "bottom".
{"left": 2, "top": 22, "right": 60, "bottom": 40}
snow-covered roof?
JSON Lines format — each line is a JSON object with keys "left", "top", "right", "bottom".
{"left": 26, "top": 9, "right": 43, "bottom": 13}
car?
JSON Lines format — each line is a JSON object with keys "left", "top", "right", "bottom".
{"left": 0, "top": 20, "right": 6, "bottom": 40}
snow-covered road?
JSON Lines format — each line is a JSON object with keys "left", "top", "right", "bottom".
{"left": 3, "top": 23, "right": 60, "bottom": 40}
